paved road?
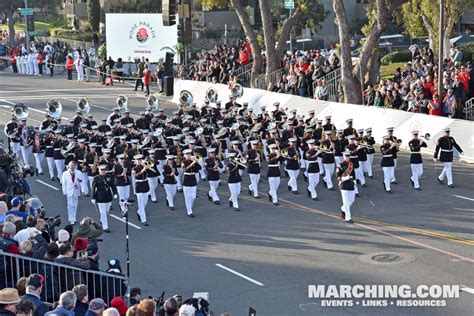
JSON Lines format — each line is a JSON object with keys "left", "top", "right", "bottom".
{"left": 0, "top": 72, "right": 473, "bottom": 315}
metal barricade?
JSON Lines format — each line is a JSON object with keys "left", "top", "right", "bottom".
{"left": 255, "top": 67, "right": 288, "bottom": 90}
{"left": 313, "top": 67, "right": 341, "bottom": 102}
{"left": 0, "top": 252, "right": 128, "bottom": 305}
{"left": 464, "top": 97, "right": 474, "bottom": 120}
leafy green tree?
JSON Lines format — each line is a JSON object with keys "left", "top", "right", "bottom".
{"left": 0, "top": 0, "right": 24, "bottom": 46}
{"left": 87, "top": 0, "right": 100, "bottom": 32}
{"left": 398, "top": 0, "right": 474, "bottom": 58}
{"left": 197, "top": 0, "right": 327, "bottom": 87}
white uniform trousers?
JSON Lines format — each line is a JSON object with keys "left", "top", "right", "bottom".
{"left": 299, "top": 149, "right": 306, "bottom": 169}
{"left": 66, "top": 196, "right": 78, "bottom": 223}
{"left": 157, "top": 160, "right": 165, "bottom": 183}
{"left": 208, "top": 180, "right": 220, "bottom": 202}
{"left": 268, "top": 177, "right": 280, "bottom": 203}
{"left": 97, "top": 202, "right": 111, "bottom": 230}
{"left": 287, "top": 169, "right": 299, "bottom": 191}
{"left": 176, "top": 168, "right": 183, "bottom": 190}
{"left": 439, "top": 162, "right": 453, "bottom": 185}
{"left": 11, "top": 142, "right": 21, "bottom": 157}
{"left": 354, "top": 166, "right": 366, "bottom": 185}
{"left": 382, "top": 167, "right": 394, "bottom": 191}
{"left": 303, "top": 160, "right": 309, "bottom": 177}
{"left": 198, "top": 160, "right": 206, "bottom": 179}
{"left": 183, "top": 186, "right": 196, "bottom": 215}
{"left": 117, "top": 185, "right": 130, "bottom": 213}
{"left": 335, "top": 155, "right": 343, "bottom": 166}
{"left": 88, "top": 176, "right": 95, "bottom": 191}
{"left": 366, "top": 154, "right": 374, "bottom": 176}
{"left": 131, "top": 175, "right": 137, "bottom": 194}
{"left": 54, "top": 159, "right": 65, "bottom": 180}
{"left": 76, "top": 65, "right": 84, "bottom": 81}
{"left": 46, "top": 157, "right": 56, "bottom": 178}
{"left": 80, "top": 176, "right": 89, "bottom": 195}
{"left": 136, "top": 192, "right": 148, "bottom": 223}
{"left": 33, "top": 60, "right": 39, "bottom": 76}
{"left": 148, "top": 176, "right": 159, "bottom": 202}
{"left": 262, "top": 139, "right": 268, "bottom": 157}
{"left": 392, "top": 159, "right": 397, "bottom": 182}
{"left": 164, "top": 184, "right": 176, "bottom": 207}
{"left": 248, "top": 173, "right": 260, "bottom": 197}
{"left": 410, "top": 163, "right": 423, "bottom": 189}
{"left": 228, "top": 182, "right": 241, "bottom": 209}
{"left": 317, "top": 157, "right": 324, "bottom": 174}
{"left": 307, "top": 172, "right": 320, "bottom": 199}
{"left": 340, "top": 190, "right": 355, "bottom": 221}
{"left": 33, "top": 153, "right": 44, "bottom": 173}
{"left": 323, "top": 163, "right": 335, "bottom": 189}
{"left": 21, "top": 146, "right": 32, "bottom": 167}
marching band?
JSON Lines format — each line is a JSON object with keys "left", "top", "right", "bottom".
{"left": 3, "top": 93, "right": 465, "bottom": 229}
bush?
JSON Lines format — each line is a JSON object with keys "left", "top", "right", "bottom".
{"left": 97, "top": 43, "right": 106, "bottom": 59}
{"left": 460, "top": 43, "right": 474, "bottom": 62}
{"left": 50, "top": 28, "right": 92, "bottom": 42}
{"left": 380, "top": 50, "right": 412, "bottom": 65}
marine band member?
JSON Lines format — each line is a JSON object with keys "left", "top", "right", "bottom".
{"left": 132, "top": 155, "right": 150, "bottom": 226}
{"left": 204, "top": 148, "right": 221, "bottom": 204}
{"left": 336, "top": 151, "right": 355, "bottom": 224}
{"left": 91, "top": 165, "right": 117, "bottom": 232}
{"left": 434, "top": 128, "right": 463, "bottom": 188}
{"left": 246, "top": 140, "right": 261, "bottom": 199}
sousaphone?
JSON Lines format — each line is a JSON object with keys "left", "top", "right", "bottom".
{"left": 205, "top": 87, "right": 218, "bottom": 103}
{"left": 146, "top": 94, "right": 160, "bottom": 111}
{"left": 116, "top": 95, "right": 128, "bottom": 113}
{"left": 76, "top": 97, "right": 90, "bottom": 114}
{"left": 231, "top": 83, "right": 244, "bottom": 98}
{"left": 12, "top": 103, "right": 29, "bottom": 120}
{"left": 179, "top": 90, "right": 193, "bottom": 106}
{"left": 45, "top": 100, "right": 62, "bottom": 119}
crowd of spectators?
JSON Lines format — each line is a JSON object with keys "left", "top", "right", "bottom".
{"left": 0, "top": 192, "right": 222, "bottom": 315}
{"left": 363, "top": 44, "right": 474, "bottom": 119}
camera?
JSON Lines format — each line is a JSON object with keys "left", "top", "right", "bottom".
{"left": 44, "top": 215, "right": 61, "bottom": 241}
{"left": 149, "top": 292, "right": 165, "bottom": 314}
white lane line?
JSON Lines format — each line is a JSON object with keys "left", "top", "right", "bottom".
{"left": 0, "top": 87, "right": 134, "bottom": 94}
{"left": 215, "top": 263, "right": 264, "bottom": 286}
{"left": 454, "top": 195, "right": 474, "bottom": 202}
{"left": 369, "top": 200, "right": 375, "bottom": 207}
{"left": 461, "top": 287, "right": 474, "bottom": 294}
{"left": 36, "top": 179, "right": 60, "bottom": 191}
{"left": 110, "top": 214, "right": 142, "bottom": 230}
{"left": 0, "top": 94, "right": 144, "bottom": 100}
{"left": 0, "top": 99, "right": 16, "bottom": 105}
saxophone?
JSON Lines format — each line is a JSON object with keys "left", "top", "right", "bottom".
{"left": 81, "top": 146, "right": 89, "bottom": 171}
{"left": 176, "top": 146, "right": 182, "bottom": 167}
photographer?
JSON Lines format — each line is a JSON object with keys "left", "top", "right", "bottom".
{"left": 14, "top": 216, "right": 40, "bottom": 244}
{"left": 55, "top": 244, "right": 97, "bottom": 293}
{"left": 71, "top": 217, "right": 103, "bottom": 246}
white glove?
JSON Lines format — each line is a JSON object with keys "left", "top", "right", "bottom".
{"left": 342, "top": 176, "right": 351, "bottom": 182}
{"left": 433, "top": 158, "right": 437, "bottom": 162}
{"left": 113, "top": 194, "right": 118, "bottom": 199}
{"left": 91, "top": 199, "right": 96, "bottom": 204}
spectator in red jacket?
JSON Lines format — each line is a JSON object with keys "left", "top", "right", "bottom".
{"left": 143, "top": 69, "right": 151, "bottom": 96}
{"left": 66, "top": 56, "right": 74, "bottom": 80}
{"left": 10, "top": 52, "right": 18, "bottom": 74}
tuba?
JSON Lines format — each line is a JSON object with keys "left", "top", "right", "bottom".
{"left": 194, "top": 127, "right": 204, "bottom": 137}
{"left": 231, "top": 83, "right": 244, "bottom": 98}
{"left": 76, "top": 97, "right": 90, "bottom": 114}
{"left": 12, "top": 103, "right": 29, "bottom": 120}
{"left": 116, "top": 95, "right": 128, "bottom": 113}
{"left": 45, "top": 100, "right": 62, "bottom": 119}
{"left": 179, "top": 90, "right": 193, "bottom": 106}
{"left": 205, "top": 87, "right": 218, "bottom": 103}
{"left": 153, "top": 128, "right": 163, "bottom": 137}
{"left": 146, "top": 94, "right": 160, "bottom": 111}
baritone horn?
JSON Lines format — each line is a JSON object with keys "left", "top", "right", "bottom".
{"left": 231, "top": 83, "right": 244, "bottom": 98}
{"left": 76, "top": 97, "right": 90, "bottom": 114}
{"left": 206, "top": 87, "right": 218, "bottom": 103}
{"left": 179, "top": 90, "right": 193, "bottom": 106}
{"left": 12, "top": 103, "right": 29, "bottom": 120}
{"left": 116, "top": 95, "right": 128, "bottom": 113}
{"left": 45, "top": 100, "right": 62, "bottom": 119}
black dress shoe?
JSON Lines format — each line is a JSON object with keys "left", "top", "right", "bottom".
{"left": 273, "top": 202, "right": 279, "bottom": 206}
{"left": 104, "top": 229, "right": 111, "bottom": 233}
{"left": 248, "top": 188, "right": 252, "bottom": 196}
{"left": 448, "top": 184, "right": 455, "bottom": 188}
{"left": 177, "top": 188, "right": 183, "bottom": 192}
{"left": 340, "top": 212, "right": 345, "bottom": 220}
{"left": 303, "top": 175, "right": 308, "bottom": 182}
{"left": 142, "top": 222, "right": 149, "bottom": 226}
{"left": 152, "top": 200, "right": 157, "bottom": 203}
{"left": 234, "top": 208, "right": 240, "bottom": 212}
{"left": 386, "top": 190, "right": 392, "bottom": 194}
{"left": 307, "top": 189, "right": 311, "bottom": 197}
{"left": 268, "top": 193, "right": 272, "bottom": 202}
{"left": 437, "top": 178, "right": 444, "bottom": 185}
{"left": 137, "top": 212, "right": 140, "bottom": 221}
{"left": 328, "top": 187, "right": 335, "bottom": 191}
{"left": 166, "top": 199, "right": 169, "bottom": 207}
{"left": 362, "top": 184, "right": 367, "bottom": 188}
{"left": 39, "top": 172, "right": 43, "bottom": 175}
{"left": 415, "top": 187, "right": 422, "bottom": 191}
{"left": 410, "top": 179, "right": 414, "bottom": 187}
{"left": 312, "top": 197, "right": 319, "bottom": 201}
{"left": 288, "top": 186, "right": 291, "bottom": 191}
{"left": 169, "top": 206, "right": 175, "bottom": 210}
{"left": 214, "top": 201, "right": 221, "bottom": 205}
{"left": 208, "top": 195, "right": 212, "bottom": 201}
{"left": 368, "top": 175, "right": 374, "bottom": 179}
{"left": 391, "top": 180, "right": 398, "bottom": 184}
{"left": 254, "top": 196, "right": 260, "bottom": 199}
{"left": 322, "top": 181, "right": 327, "bottom": 188}
{"left": 345, "top": 219, "right": 354, "bottom": 224}
{"left": 292, "top": 191, "right": 299, "bottom": 195}
{"left": 51, "top": 177, "right": 55, "bottom": 181}
{"left": 188, "top": 213, "right": 195, "bottom": 217}
{"left": 229, "top": 200, "right": 233, "bottom": 207}
{"left": 355, "top": 193, "right": 360, "bottom": 197}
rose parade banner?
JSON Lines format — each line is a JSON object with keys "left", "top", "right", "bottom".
{"left": 106, "top": 13, "right": 178, "bottom": 62}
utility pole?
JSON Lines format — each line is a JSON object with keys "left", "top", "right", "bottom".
{"left": 289, "top": 8, "right": 293, "bottom": 52}
{"left": 24, "top": 0, "right": 30, "bottom": 53}
{"left": 438, "top": 0, "right": 445, "bottom": 97}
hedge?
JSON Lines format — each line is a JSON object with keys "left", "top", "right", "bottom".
{"left": 380, "top": 50, "right": 412, "bottom": 65}
{"left": 460, "top": 43, "right": 474, "bottom": 62}
{"left": 50, "top": 28, "right": 92, "bottom": 42}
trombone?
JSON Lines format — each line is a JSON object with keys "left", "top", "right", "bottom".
{"left": 230, "top": 156, "right": 247, "bottom": 168}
